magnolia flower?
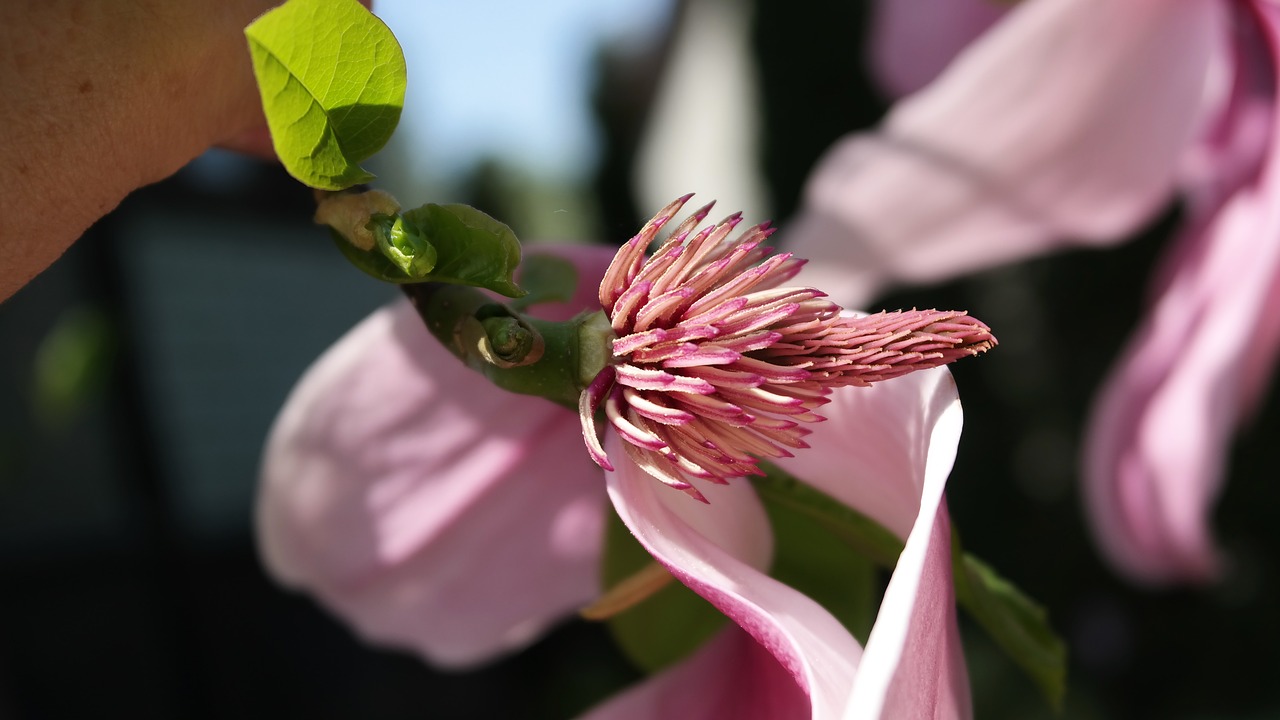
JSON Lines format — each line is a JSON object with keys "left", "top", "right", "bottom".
{"left": 259, "top": 200, "right": 990, "bottom": 717}
{"left": 786, "top": 0, "right": 1280, "bottom": 585}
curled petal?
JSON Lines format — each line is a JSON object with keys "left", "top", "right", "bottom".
{"left": 606, "top": 433, "right": 857, "bottom": 718}
{"left": 849, "top": 505, "right": 968, "bottom": 719}
{"left": 1085, "top": 117, "right": 1280, "bottom": 584}
{"left": 607, "top": 363, "right": 970, "bottom": 718}
{"left": 788, "top": 0, "right": 1226, "bottom": 307}
{"left": 777, "top": 367, "right": 970, "bottom": 718}
{"left": 258, "top": 245, "right": 617, "bottom": 667}
{"left": 1084, "top": 2, "right": 1280, "bottom": 585}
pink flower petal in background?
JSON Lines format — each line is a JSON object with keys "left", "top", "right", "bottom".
{"left": 866, "top": 0, "right": 1005, "bottom": 98}
{"left": 605, "top": 366, "right": 970, "bottom": 719}
{"left": 257, "top": 245, "right": 617, "bottom": 667}
{"left": 787, "top": 0, "right": 1225, "bottom": 307}
{"left": 1085, "top": 1, "right": 1280, "bottom": 583}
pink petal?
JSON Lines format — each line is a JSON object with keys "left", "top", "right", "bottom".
{"left": 1084, "top": 4, "right": 1280, "bottom": 583}
{"left": 866, "top": 0, "right": 1006, "bottom": 98}
{"left": 787, "top": 0, "right": 1226, "bottom": 307}
{"left": 605, "top": 433, "right": 860, "bottom": 719}
{"left": 1164, "top": 6, "right": 1273, "bottom": 288}
{"left": 849, "top": 507, "right": 969, "bottom": 719}
{"left": 578, "top": 629, "right": 808, "bottom": 720}
{"left": 606, "top": 364, "right": 970, "bottom": 718}
{"left": 257, "top": 245, "right": 618, "bottom": 667}
{"left": 776, "top": 367, "right": 971, "bottom": 718}
{"left": 1175, "top": 30, "right": 1272, "bottom": 213}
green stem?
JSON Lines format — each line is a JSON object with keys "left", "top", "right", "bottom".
{"left": 401, "top": 282, "right": 592, "bottom": 409}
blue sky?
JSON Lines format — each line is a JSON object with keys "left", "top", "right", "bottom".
{"left": 375, "top": 0, "right": 673, "bottom": 179}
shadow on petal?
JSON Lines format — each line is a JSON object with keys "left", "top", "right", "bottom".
{"left": 257, "top": 244, "right": 619, "bottom": 666}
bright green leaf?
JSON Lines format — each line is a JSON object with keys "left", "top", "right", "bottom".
{"left": 245, "top": 0, "right": 406, "bottom": 190}
{"left": 331, "top": 203, "right": 525, "bottom": 297}
{"left": 401, "top": 204, "right": 526, "bottom": 297}
{"left": 600, "top": 509, "right": 726, "bottom": 673}
{"left": 331, "top": 227, "right": 420, "bottom": 283}
{"left": 375, "top": 214, "right": 438, "bottom": 277}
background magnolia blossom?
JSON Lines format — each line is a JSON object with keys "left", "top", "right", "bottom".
{"left": 786, "top": 0, "right": 1280, "bottom": 586}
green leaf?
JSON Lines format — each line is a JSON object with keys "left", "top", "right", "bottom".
{"left": 761, "top": 484, "right": 879, "bottom": 645}
{"left": 375, "top": 214, "right": 438, "bottom": 277}
{"left": 511, "top": 254, "right": 578, "bottom": 311}
{"left": 600, "top": 509, "right": 726, "bottom": 673}
{"left": 401, "top": 204, "right": 525, "bottom": 297}
{"left": 954, "top": 541, "right": 1068, "bottom": 711}
{"left": 331, "top": 204, "right": 525, "bottom": 297}
{"left": 752, "top": 467, "right": 904, "bottom": 570}
{"left": 331, "top": 227, "right": 419, "bottom": 283}
{"left": 245, "top": 0, "right": 406, "bottom": 190}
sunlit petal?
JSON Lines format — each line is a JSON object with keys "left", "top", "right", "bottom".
{"left": 788, "top": 0, "right": 1226, "bottom": 307}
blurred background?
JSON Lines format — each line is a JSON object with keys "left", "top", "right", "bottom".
{"left": 2, "top": 0, "right": 1279, "bottom": 717}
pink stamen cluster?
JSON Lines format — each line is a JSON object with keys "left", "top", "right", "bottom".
{"left": 579, "top": 195, "right": 996, "bottom": 501}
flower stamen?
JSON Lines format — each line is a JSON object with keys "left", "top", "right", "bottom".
{"left": 579, "top": 196, "right": 997, "bottom": 500}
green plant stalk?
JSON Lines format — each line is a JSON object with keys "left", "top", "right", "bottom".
{"left": 402, "top": 282, "right": 597, "bottom": 409}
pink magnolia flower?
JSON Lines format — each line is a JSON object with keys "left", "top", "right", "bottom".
{"left": 258, "top": 201, "right": 987, "bottom": 717}
{"left": 786, "top": 0, "right": 1280, "bottom": 585}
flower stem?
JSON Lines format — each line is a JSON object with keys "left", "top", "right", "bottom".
{"left": 401, "top": 282, "right": 588, "bottom": 408}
